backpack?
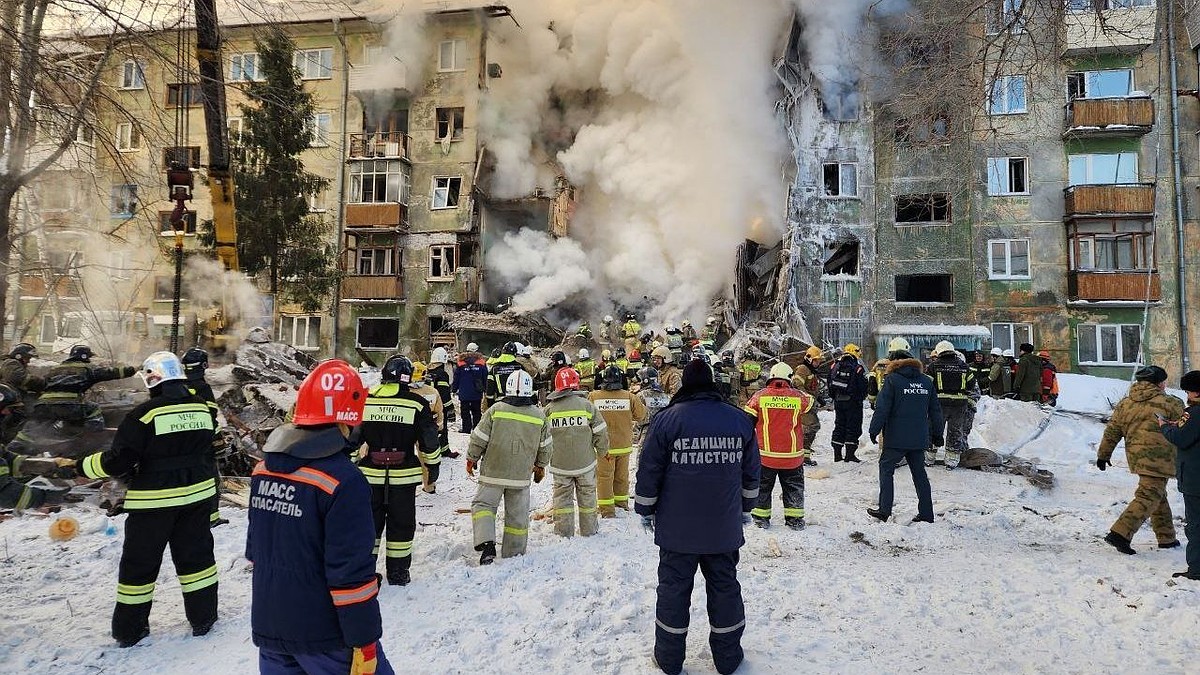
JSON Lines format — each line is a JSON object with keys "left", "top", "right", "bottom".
{"left": 828, "top": 360, "right": 858, "bottom": 399}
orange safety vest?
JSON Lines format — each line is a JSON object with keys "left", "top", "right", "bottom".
{"left": 743, "top": 381, "right": 814, "bottom": 470}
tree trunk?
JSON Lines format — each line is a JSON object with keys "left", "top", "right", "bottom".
{"left": 0, "top": 186, "right": 17, "bottom": 341}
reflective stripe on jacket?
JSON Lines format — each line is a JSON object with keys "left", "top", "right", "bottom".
{"left": 744, "top": 381, "right": 814, "bottom": 469}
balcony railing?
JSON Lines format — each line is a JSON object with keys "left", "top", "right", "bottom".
{"left": 345, "top": 203, "right": 408, "bottom": 228}
{"left": 341, "top": 275, "right": 403, "bottom": 300}
{"left": 1064, "top": 97, "right": 1153, "bottom": 138}
{"left": 1068, "top": 270, "right": 1160, "bottom": 303}
{"left": 349, "top": 132, "right": 409, "bottom": 160}
{"left": 1063, "top": 4, "right": 1156, "bottom": 56}
{"left": 1063, "top": 184, "right": 1154, "bottom": 217}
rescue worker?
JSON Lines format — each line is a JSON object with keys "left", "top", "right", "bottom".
{"left": 745, "top": 362, "right": 814, "bottom": 530}
{"left": 467, "top": 370, "right": 551, "bottom": 563}
{"left": 514, "top": 343, "right": 538, "bottom": 377}
{"left": 987, "top": 347, "right": 1012, "bottom": 397}
{"left": 32, "top": 344, "right": 136, "bottom": 431}
{"left": 411, "top": 361, "right": 450, "bottom": 467}
{"left": 1097, "top": 365, "right": 1184, "bottom": 555}
{"left": 615, "top": 347, "right": 631, "bottom": 381}
{"left": 926, "top": 341, "right": 979, "bottom": 469}
{"left": 621, "top": 313, "right": 642, "bottom": 354}
{"left": 1003, "top": 349, "right": 1017, "bottom": 393}
{"left": 637, "top": 367, "right": 671, "bottom": 430}
{"left": 575, "top": 348, "right": 597, "bottom": 383}
{"left": 538, "top": 351, "right": 570, "bottom": 398}
{"left": 635, "top": 359, "right": 759, "bottom": 675}
{"left": 968, "top": 351, "right": 990, "bottom": 394}
{"left": 577, "top": 321, "right": 592, "bottom": 340}
{"left": 866, "top": 348, "right": 892, "bottom": 410}
{"left": 699, "top": 316, "right": 719, "bottom": 351}
{"left": 626, "top": 349, "right": 645, "bottom": 387}
{"left": 589, "top": 365, "right": 648, "bottom": 516}
{"left": 545, "top": 368, "right": 609, "bottom": 537}
{"left": 1, "top": 342, "right": 44, "bottom": 399}
{"left": 485, "top": 342, "right": 524, "bottom": 410}
{"left": 600, "top": 315, "right": 616, "bottom": 348}
{"left": 248, "top": 359, "right": 394, "bottom": 674}
{"left": 181, "top": 346, "right": 226, "bottom": 527}
{"left": 79, "top": 352, "right": 218, "bottom": 647}
{"left": 867, "top": 341, "right": 943, "bottom": 524}
{"left": 651, "top": 346, "right": 683, "bottom": 397}
{"left": 428, "top": 347, "right": 455, "bottom": 428}
{"left": 0, "top": 383, "right": 75, "bottom": 510}
{"left": 792, "top": 346, "right": 825, "bottom": 466}
{"left": 736, "top": 351, "right": 764, "bottom": 407}
{"left": 1160, "top": 370, "right": 1200, "bottom": 580}
{"left": 664, "top": 323, "right": 685, "bottom": 364}
{"left": 827, "top": 344, "right": 868, "bottom": 463}
{"left": 713, "top": 350, "right": 737, "bottom": 404}
{"left": 453, "top": 346, "right": 487, "bottom": 434}
{"left": 1039, "top": 350, "right": 1059, "bottom": 406}
{"left": 1012, "top": 343, "right": 1041, "bottom": 402}
{"left": 357, "top": 355, "right": 439, "bottom": 586}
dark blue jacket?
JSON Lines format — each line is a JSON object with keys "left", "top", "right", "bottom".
{"left": 246, "top": 425, "right": 382, "bottom": 654}
{"left": 828, "top": 356, "right": 868, "bottom": 403}
{"left": 635, "top": 388, "right": 760, "bottom": 554}
{"left": 452, "top": 359, "right": 488, "bottom": 402}
{"left": 1163, "top": 403, "right": 1200, "bottom": 496}
{"left": 868, "top": 357, "right": 944, "bottom": 451}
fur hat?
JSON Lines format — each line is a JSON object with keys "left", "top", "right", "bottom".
{"left": 1180, "top": 371, "right": 1200, "bottom": 394}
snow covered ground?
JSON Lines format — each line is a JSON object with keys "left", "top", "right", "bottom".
{"left": 2, "top": 376, "right": 1197, "bottom": 674}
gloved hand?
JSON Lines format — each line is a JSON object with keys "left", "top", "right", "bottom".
{"left": 1096, "top": 458, "right": 1109, "bottom": 471}
{"left": 466, "top": 459, "right": 476, "bottom": 477}
{"left": 350, "top": 643, "right": 378, "bottom": 675}
{"left": 53, "top": 457, "right": 76, "bottom": 468}
{"left": 932, "top": 436, "right": 945, "bottom": 448}
{"left": 532, "top": 466, "right": 545, "bottom": 483}
{"left": 641, "top": 515, "right": 654, "bottom": 532}
{"left": 870, "top": 435, "right": 879, "bottom": 445}
{"left": 122, "top": 366, "right": 137, "bottom": 378}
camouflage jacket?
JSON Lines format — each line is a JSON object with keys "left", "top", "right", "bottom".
{"left": 1098, "top": 382, "right": 1185, "bottom": 478}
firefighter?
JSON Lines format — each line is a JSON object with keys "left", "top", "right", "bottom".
{"left": 0, "top": 383, "right": 75, "bottom": 510}
{"left": 636, "top": 367, "right": 671, "bottom": 430}
{"left": 545, "top": 367, "right": 609, "bottom": 537}
{"left": 866, "top": 346, "right": 894, "bottom": 410}
{"left": 538, "top": 350, "right": 571, "bottom": 399}
{"left": 79, "top": 352, "right": 217, "bottom": 647}
{"left": 357, "top": 355, "right": 439, "bottom": 586}
{"left": 575, "top": 348, "right": 597, "bottom": 382}
{"left": 428, "top": 347, "right": 455, "bottom": 429}
{"left": 249, "top": 359, "right": 394, "bottom": 674}
{"left": 650, "top": 346, "right": 683, "bottom": 396}
{"left": 664, "top": 323, "right": 685, "bottom": 364}
{"left": 600, "top": 315, "right": 616, "bottom": 348}
{"left": 745, "top": 362, "right": 815, "bottom": 530}
{"left": 712, "top": 350, "right": 737, "bottom": 404}
{"left": 792, "top": 346, "right": 826, "bottom": 466}
{"left": 415, "top": 360, "right": 453, "bottom": 461}
{"left": 515, "top": 343, "right": 539, "bottom": 377}
{"left": 625, "top": 349, "right": 644, "bottom": 386}
{"left": 736, "top": 351, "right": 764, "bottom": 407}
{"left": 827, "top": 344, "right": 868, "bottom": 463}
{"left": 968, "top": 351, "right": 991, "bottom": 394}
{"left": 0, "top": 342, "right": 44, "bottom": 399}
{"left": 181, "top": 346, "right": 227, "bottom": 527}
{"left": 926, "top": 341, "right": 980, "bottom": 469}
{"left": 588, "top": 365, "right": 647, "bottom": 516}
{"left": 987, "top": 347, "right": 1012, "bottom": 397}
{"left": 621, "top": 312, "right": 642, "bottom": 354}
{"left": 467, "top": 370, "right": 552, "bottom": 563}
{"left": 699, "top": 316, "right": 719, "bottom": 351}
{"left": 32, "top": 344, "right": 137, "bottom": 431}
{"left": 680, "top": 319, "right": 698, "bottom": 344}
{"left": 485, "top": 342, "right": 524, "bottom": 410}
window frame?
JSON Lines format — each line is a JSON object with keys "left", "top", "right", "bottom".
{"left": 355, "top": 247, "right": 396, "bottom": 276}
{"left": 230, "top": 52, "right": 262, "bottom": 82}
{"left": 1067, "top": 151, "right": 1139, "bottom": 186}
{"left": 987, "top": 238, "right": 1032, "bottom": 280}
{"left": 108, "top": 250, "right": 131, "bottom": 280}
{"left": 435, "top": 107, "right": 465, "bottom": 141}
{"left": 987, "top": 75, "right": 1028, "bottom": 115}
{"left": 38, "top": 314, "right": 57, "bottom": 345}
{"left": 307, "top": 112, "right": 332, "bottom": 147}
{"left": 894, "top": 273, "right": 954, "bottom": 305}
{"left": 115, "top": 122, "right": 141, "bottom": 152}
{"left": 119, "top": 60, "right": 145, "bottom": 90}
{"left": 1077, "top": 322, "right": 1143, "bottom": 366}
{"left": 110, "top": 184, "right": 137, "bottom": 217}
{"left": 429, "top": 244, "right": 458, "bottom": 280}
{"left": 166, "top": 83, "right": 203, "bottom": 108}
{"left": 356, "top": 317, "right": 401, "bottom": 350}
{"left": 349, "top": 160, "right": 410, "bottom": 204}
{"left": 293, "top": 48, "right": 334, "bottom": 80}
{"left": 228, "top": 117, "right": 244, "bottom": 146}
{"left": 986, "top": 156, "right": 1030, "bottom": 196}
{"left": 991, "top": 322, "right": 1034, "bottom": 354}
{"left": 1066, "top": 68, "right": 1135, "bottom": 100}
{"left": 821, "top": 162, "right": 859, "bottom": 199}
{"left": 985, "top": 0, "right": 1027, "bottom": 35}
{"left": 437, "top": 39, "right": 466, "bottom": 72}
{"left": 431, "top": 176, "right": 463, "bottom": 210}
{"left": 158, "top": 210, "right": 198, "bottom": 236}
{"left": 894, "top": 193, "right": 952, "bottom": 225}
{"left": 279, "top": 315, "right": 322, "bottom": 351}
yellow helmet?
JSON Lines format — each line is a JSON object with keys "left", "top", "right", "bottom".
{"left": 805, "top": 346, "right": 823, "bottom": 360}
{"left": 601, "top": 349, "right": 612, "bottom": 360}
{"left": 411, "top": 361, "right": 428, "bottom": 382}
{"left": 769, "top": 362, "right": 794, "bottom": 380}
{"left": 843, "top": 343, "right": 862, "bottom": 358}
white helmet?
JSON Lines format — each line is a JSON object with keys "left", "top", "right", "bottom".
{"left": 664, "top": 322, "right": 676, "bottom": 332}
{"left": 651, "top": 345, "right": 674, "bottom": 364}
{"left": 681, "top": 319, "right": 692, "bottom": 328}
{"left": 603, "top": 315, "right": 613, "bottom": 324}
{"left": 990, "top": 347, "right": 1003, "bottom": 356}
{"left": 430, "top": 347, "right": 448, "bottom": 364}
{"left": 513, "top": 342, "right": 526, "bottom": 355}
{"left": 578, "top": 348, "right": 590, "bottom": 360}
{"left": 466, "top": 342, "right": 479, "bottom": 352}
{"left": 520, "top": 344, "right": 533, "bottom": 356}
{"left": 769, "top": 362, "right": 794, "bottom": 380}
{"left": 706, "top": 316, "right": 717, "bottom": 325}
{"left": 932, "top": 340, "right": 956, "bottom": 357}
{"left": 1002, "top": 349, "right": 1014, "bottom": 358}
{"left": 140, "top": 351, "right": 186, "bottom": 389}
{"left": 505, "top": 370, "right": 534, "bottom": 398}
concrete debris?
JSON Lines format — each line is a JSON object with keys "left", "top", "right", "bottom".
{"left": 443, "top": 309, "right": 563, "bottom": 348}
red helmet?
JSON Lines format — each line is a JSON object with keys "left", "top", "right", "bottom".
{"left": 554, "top": 367, "right": 581, "bottom": 392}
{"left": 293, "top": 360, "right": 368, "bottom": 426}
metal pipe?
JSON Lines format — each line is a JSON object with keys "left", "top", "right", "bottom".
{"left": 1167, "top": 0, "right": 1192, "bottom": 371}
{"left": 332, "top": 18, "right": 350, "bottom": 359}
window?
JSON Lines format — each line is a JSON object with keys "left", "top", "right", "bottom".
{"left": 988, "top": 239, "right": 1031, "bottom": 279}
{"left": 895, "top": 193, "right": 951, "bottom": 224}
{"left": 986, "top": 0, "right": 1026, "bottom": 34}
{"left": 294, "top": 48, "right": 333, "bottom": 80}
{"left": 39, "top": 315, "right": 57, "bottom": 344}
{"left": 154, "top": 276, "right": 174, "bottom": 300}
{"left": 986, "top": 157, "right": 1029, "bottom": 195}
{"left": 438, "top": 39, "right": 466, "bottom": 72}
{"left": 435, "top": 107, "right": 465, "bottom": 141}
{"left": 991, "top": 323, "right": 1033, "bottom": 354}
{"left": 823, "top": 241, "right": 860, "bottom": 276}
{"left": 356, "top": 248, "right": 395, "bottom": 275}
{"left": 162, "top": 146, "right": 201, "bottom": 169}
{"left": 1067, "top": 69, "right": 1133, "bottom": 100}
{"left": 894, "top": 114, "right": 950, "bottom": 144}
{"left": 230, "top": 53, "right": 261, "bottom": 82}
{"left": 1068, "top": 152, "right": 1138, "bottom": 186}
{"left": 431, "top": 177, "right": 462, "bottom": 209}
{"left": 119, "top": 60, "right": 144, "bottom": 89}
{"left": 988, "top": 75, "right": 1027, "bottom": 115}
{"left": 895, "top": 274, "right": 953, "bottom": 303}
{"left": 108, "top": 250, "right": 131, "bottom": 280}
{"left": 349, "top": 160, "right": 409, "bottom": 203}
{"left": 1069, "top": 220, "right": 1155, "bottom": 271}
{"left": 115, "top": 122, "right": 141, "bottom": 151}
{"left": 307, "top": 112, "right": 332, "bottom": 147}
{"left": 75, "top": 125, "right": 95, "bottom": 145}
{"left": 307, "top": 190, "right": 327, "bottom": 213}
{"left": 279, "top": 315, "right": 321, "bottom": 350}
{"left": 228, "top": 117, "right": 244, "bottom": 145}
{"left": 110, "top": 184, "right": 137, "bottom": 217}
{"left": 1078, "top": 323, "right": 1142, "bottom": 365}
{"left": 166, "top": 83, "right": 202, "bottom": 108}
{"left": 429, "top": 245, "right": 457, "bottom": 279}
{"left": 822, "top": 163, "right": 858, "bottom": 198}
{"left": 158, "top": 210, "right": 198, "bottom": 235}
{"left": 357, "top": 317, "right": 400, "bottom": 349}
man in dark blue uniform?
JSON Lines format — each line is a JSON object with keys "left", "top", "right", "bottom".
{"left": 635, "top": 360, "right": 760, "bottom": 675}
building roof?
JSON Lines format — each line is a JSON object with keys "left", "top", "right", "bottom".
{"left": 874, "top": 324, "right": 992, "bottom": 338}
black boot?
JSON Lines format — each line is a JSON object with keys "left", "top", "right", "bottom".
{"left": 832, "top": 444, "right": 843, "bottom": 462}
{"left": 116, "top": 627, "right": 150, "bottom": 648}
{"left": 477, "top": 541, "right": 497, "bottom": 565}
{"left": 866, "top": 507, "right": 890, "bottom": 522}
{"left": 1104, "top": 531, "right": 1136, "bottom": 555}
{"left": 1171, "top": 570, "right": 1200, "bottom": 580}
{"left": 192, "top": 619, "right": 215, "bottom": 637}
{"left": 1159, "top": 540, "right": 1181, "bottom": 549}
{"left": 845, "top": 444, "right": 862, "bottom": 463}
{"left": 388, "top": 569, "right": 411, "bottom": 586}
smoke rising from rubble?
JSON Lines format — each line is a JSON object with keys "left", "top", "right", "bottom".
{"left": 480, "top": 0, "right": 790, "bottom": 324}
{"left": 182, "top": 256, "right": 267, "bottom": 338}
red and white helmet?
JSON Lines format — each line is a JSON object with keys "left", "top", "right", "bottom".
{"left": 293, "top": 360, "right": 368, "bottom": 426}
{"left": 554, "top": 367, "right": 581, "bottom": 392}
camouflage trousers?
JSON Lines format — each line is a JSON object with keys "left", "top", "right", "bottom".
{"left": 1111, "top": 474, "right": 1177, "bottom": 545}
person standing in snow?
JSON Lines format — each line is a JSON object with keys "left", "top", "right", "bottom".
{"left": 637, "top": 367, "right": 672, "bottom": 431}
{"left": 1012, "top": 343, "right": 1042, "bottom": 402}
{"left": 452, "top": 345, "right": 487, "bottom": 434}
{"left": 866, "top": 341, "right": 943, "bottom": 524}
{"left": 827, "top": 344, "right": 868, "bottom": 463}
{"left": 589, "top": 365, "right": 648, "bottom": 516}
{"left": 987, "top": 348, "right": 1011, "bottom": 398}
{"left": 792, "top": 347, "right": 825, "bottom": 466}
{"left": 635, "top": 360, "right": 760, "bottom": 675}
{"left": 427, "top": 348, "right": 456, "bottom": 452}
{"left": 745, "top": 362, "right": 813, "bottom": 530}
{"left": 544, "top": 368, "right": 609, "bottom": 537}
{"left": 1096, "top": 365, "right": 1184, "bottom": 555}
{"left": 1160, "top": 370, "right": 1200, "bottom": 580}
{"left": 968, "top": 351, "right": 990, "bottom": 394}
{"left": 1038, "top": 351, "right": 1059, "bottom": 407}
{"left": 926, "top": 341, "right": 978, "bottom": 469}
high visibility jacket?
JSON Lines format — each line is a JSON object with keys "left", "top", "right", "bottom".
{"left": 38, "top": 360, "right": 135, "bottom": 404}
{"left": 700, "top": 327, "right": 717, "bottom": 346}
{"left": 744, "top": 380, "right": 814, "bottom": 470}
{"left": 486, "top": 355, "right": 524, "bottom": 399}
{"left": 588, "top": 389, "right": 647, "bottom": 455}
{"left": 575, "top": 358, "right": 597, "bottom": 379}
{"left": 927, "top": 355, "right": 976, "bottom": 403}
{"left": 665, "top": 331, "right": 684, "bottom": 349}
{"left": 357, "top": 383, "right": 440, "bottom": 487}
{"left": 467, "top": 401, "right": 552, "bottom": 487}
{"left": 622, "top": 320, "right": 642, "bottom": 339}
{"left": 867, "top": 360, "right": 889, "bottom": 404}
{"left": 79, "top": 383, "right": 216, "bottom": 510}
{"left": 544, "top": 391, "right": 609, "bottom": 476}
{"left": 428, "top": 364, "right": 453, "bottom": 406}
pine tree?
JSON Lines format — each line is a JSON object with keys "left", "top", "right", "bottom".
{"left": 232, "top": 29, "right": 336, "bottom": 311}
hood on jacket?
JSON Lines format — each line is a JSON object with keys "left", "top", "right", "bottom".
{"left": 546, "top": 388, "right": 584, "bottom": 402}
{"left": 263, "top": 424, "right": 352, "bottom": 459}
{"left": 1129, "top": 380, "right": 1168, "bottom": 403}
{"left": 885, "top": 358, "right": 924, "bottom": 376}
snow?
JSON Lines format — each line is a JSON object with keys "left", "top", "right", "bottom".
{"left": 1057, "top": 373, "right": 1187, "bottom": 416}
{"left": 874, "top": 324, "right": 992, "bottom": 337}
{"left": 2, "top": 378, "right": 1198, "bottom": 673}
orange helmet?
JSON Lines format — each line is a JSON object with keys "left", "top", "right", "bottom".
{"left": 555, "top": 367, "right": 581, "bottom": 392}
{"left": 1038, "top": 350, "right": 1050, "bottom": 358}
{"left": 293, "top": 360, "right": 368, "bottom": 426}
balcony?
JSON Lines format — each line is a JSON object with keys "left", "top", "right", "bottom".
{"left": 345, "top": 203, "right": 408, "bottom": 229}
{"left": 341, "top": 275, "right": 403, "bottom": 300}
{"left": 1063, "top": 4, "right": 1156, "bottom": 56}
{"left": 19, "top": 275, "right": 81, "bottom": 298}
{"left": 1063, "top": 184, "right": 1154, "bottom": 218}
{"left": 349, "top": 132, "right": 408, "bottom": 160}
{"left": 1064, "top": 97, "right": 1153, "bottom": 138}
{"left": 1068, "top": 270, "right": 1160, "bottom": 303}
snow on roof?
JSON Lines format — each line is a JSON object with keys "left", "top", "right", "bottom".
{"left": 874, "top": 324, "right": 992, "bottom": 338}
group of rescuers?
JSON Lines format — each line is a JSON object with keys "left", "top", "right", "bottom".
{"left": 7, "top": 319, "right": 1199, "bottom": 675}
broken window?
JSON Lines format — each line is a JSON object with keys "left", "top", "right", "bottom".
{"left": 110, "top": 184, "right": 137, "bottom": 216}
{"left": 895, "top": 193, "right": 951, "bottom": 224}
{"left": 162, "top": 146, "right": 201, "bottom": 169}
{"left": 38, "top": 315, "right": 57, "bottom": 344}
{"left": 895, "top": 274, "right": 953, "bottom": 303}
{"left": 988, "top": 239, "right": 1030, "bottom": 279}
{"left": 823, "top": 241, "right": 859, "bottom": 276}
{"left": 436, "top": 107, "right": 465, "bottom": 141}
{"left": 429, "top": 245, "right": 457, "bottom": 279}
{"left": 159, "top": 210, "right": 198, "bottom": 235}
{"left": 431, "top": 177, "right": 462, "bottom": 209}
{"left": 893, "top": 114, "right": 950, "bottom": 144}
{"left": 986, "top": 157, "right": 1028, "bottom": 195}
{"left": 822, "top": 163, "right": 858, "bottom": 198}
{"left": 357, "top": 317, "right": 400, "bottom": 349}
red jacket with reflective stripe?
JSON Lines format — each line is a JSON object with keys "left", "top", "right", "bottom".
{"left": 744, "top": 381, "right": 814, "bottom": 470}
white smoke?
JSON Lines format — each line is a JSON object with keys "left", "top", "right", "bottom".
{"left": 480, "top": 0, "right": 791, "bottom": 325}
{"left": 182, "top": 256, "right": 268, "bottom": 336}
{"left": 485, "top": 229, "right": 592, "bottom": 311}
